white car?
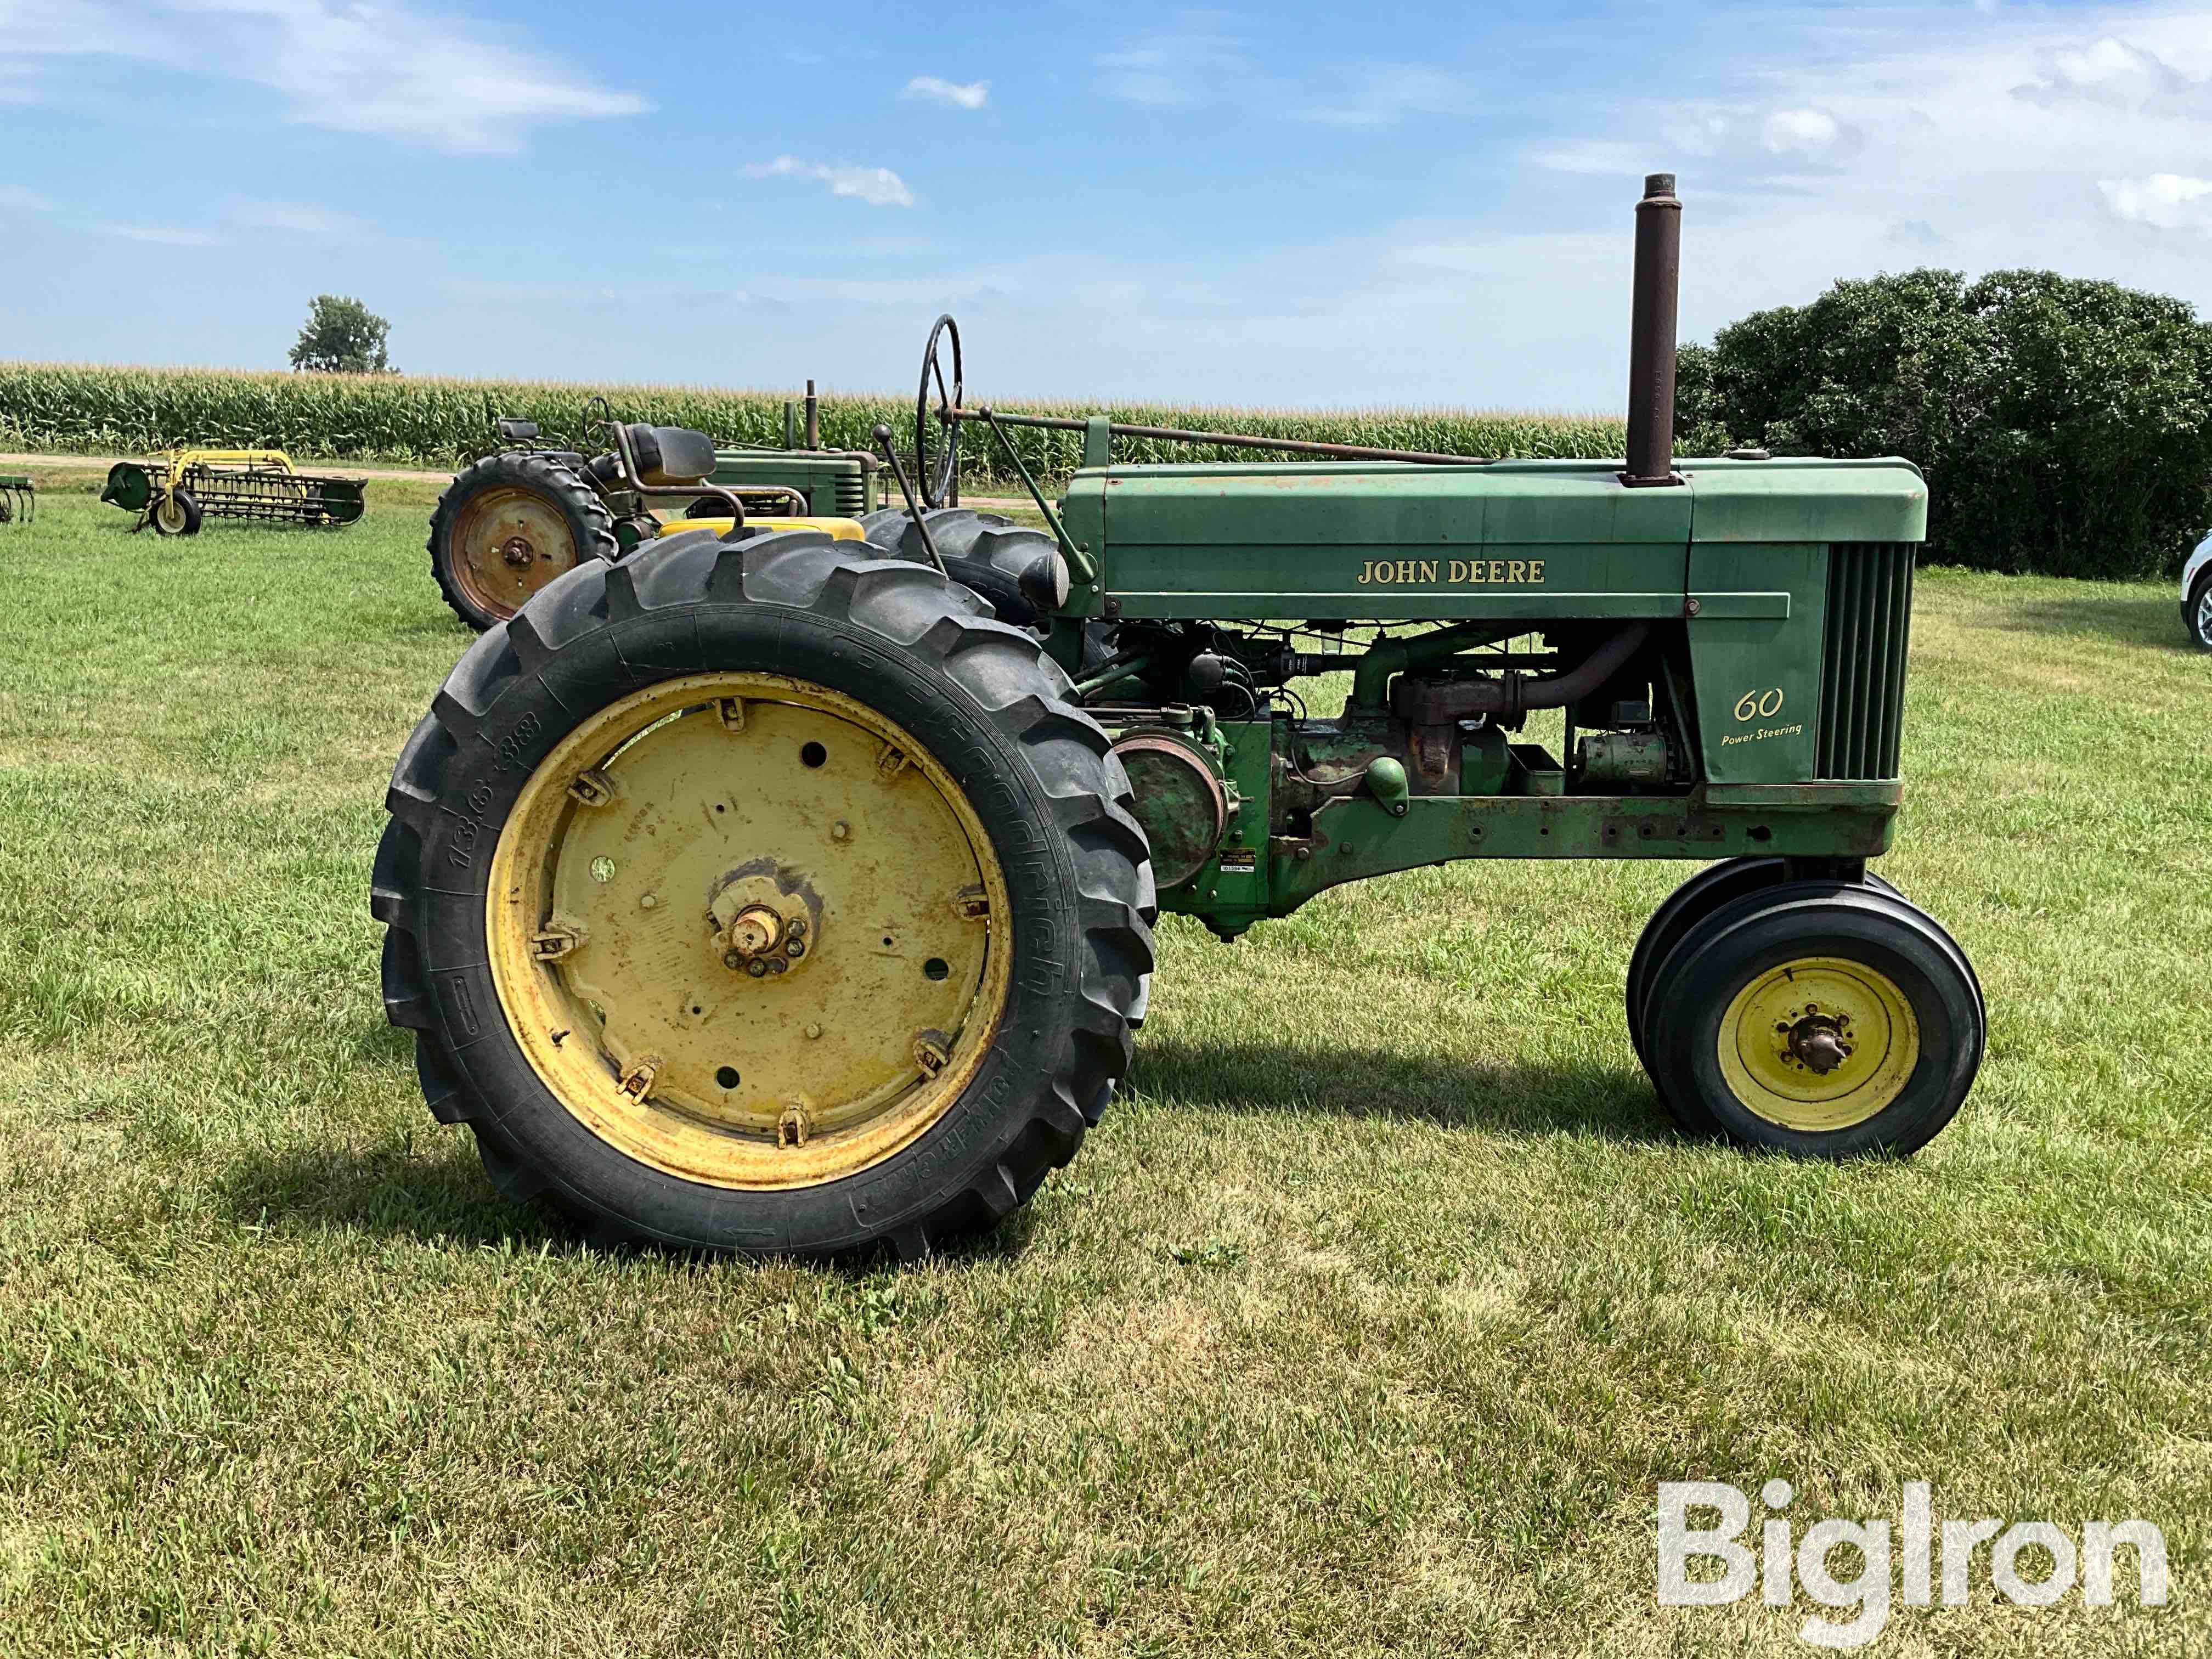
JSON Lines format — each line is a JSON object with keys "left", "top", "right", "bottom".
{"left": 2187, "top": 534, "right": 2212, "bottom": 651}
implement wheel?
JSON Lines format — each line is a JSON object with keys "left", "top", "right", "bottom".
{"left": 149, "top": 488, "right": 202, "bottom": 537}
{"left": 1640, "top": 882, "right": 1982, "bottom": 1156}
{"left": 428, "top": 452, "right": 616, "bottom": 632}
{"left": 372, "top": 529, "right": 1155, "bottom": 1258}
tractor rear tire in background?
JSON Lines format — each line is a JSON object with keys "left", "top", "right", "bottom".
{"left": 1638, "top": 881, "right": 1983, "bottom": 1156}
{"left": 372, "top": 529, "right": 1155, "bottom": 1259}
{"left": 150, "top": 488, "right": 202, "bottom": 537}
{"left": 860, "top": 507, "right": 1071, "bottom": 627}
{"left": 427, "top": 452, "right": 616, "bottom": 633}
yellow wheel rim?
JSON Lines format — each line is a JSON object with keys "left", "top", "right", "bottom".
{"left": 452, "top": 486, "right": 581, "bottom": 618}
{"left": 487, "top": 672, "right": 1012, "bottom": 1189}
{"left": 1716, "top": 956, "right": 1919, "bottom": 1132}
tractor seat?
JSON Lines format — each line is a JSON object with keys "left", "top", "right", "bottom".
{"left": 624, "top": 424, "right": 716, "bottom": 486}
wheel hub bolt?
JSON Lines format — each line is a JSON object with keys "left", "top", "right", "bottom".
{"left": 747, "top": 960, "right": 768, "bottom": 979}
{"left": 786, "top": 939, "right": 805, "bottom": 957}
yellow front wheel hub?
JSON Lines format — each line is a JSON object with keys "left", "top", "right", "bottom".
{"left": 1716, "top": 956, "right": 1919, "bottom": 1132}
{"left": 487, "top": 671, "right": 1012, "bottom": 1189}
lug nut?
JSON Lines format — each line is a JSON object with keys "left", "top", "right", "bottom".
{"left": 723, "top": 950, "right": 743, "bottom": 970}
{"left": 747, "top": 960, "right": 768, "bottom": 978}
{"left": 787, "top": 939, "right": 805, "bottom": 957}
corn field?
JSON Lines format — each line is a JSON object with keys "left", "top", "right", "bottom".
{"left": 0, "top": 362, "right": 1628, "bottom": 488}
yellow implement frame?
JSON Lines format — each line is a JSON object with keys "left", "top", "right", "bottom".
{"left": 153, "top": 448, "right": 301, "bottom": 488}
{"left": 102, "top": 449, "right": 368, "bottom": 533}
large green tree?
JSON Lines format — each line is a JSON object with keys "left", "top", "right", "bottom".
{"left": 288, "top": 295, "right": 396, "bottom": 376}
{"left": 1677, "top": 269, "right": 2212, "bottom": 579}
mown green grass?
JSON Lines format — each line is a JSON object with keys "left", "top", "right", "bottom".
{"left": 0, "top": 361, "right": 1625, "bottom": 488}
{"left": 0, "top": 472, "right": 2206, "bottom": 1656}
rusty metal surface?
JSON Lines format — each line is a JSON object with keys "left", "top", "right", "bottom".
{"left": 1111, "top": 731, "right": 1228, "bottom": 889}
{"left": 451, "top": 484, "right": 582, "bottom": 618}
{"left": 1622, "top": 172, "right": 1683, "bottom": 487}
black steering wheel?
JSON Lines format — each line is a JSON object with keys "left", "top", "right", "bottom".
{"left": 916, "top": 313, "right": 962, "bottom": 508}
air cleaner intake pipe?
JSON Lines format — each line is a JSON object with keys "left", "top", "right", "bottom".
{"left": 1623, "top": 172, "right": 1683, "bottom": 488}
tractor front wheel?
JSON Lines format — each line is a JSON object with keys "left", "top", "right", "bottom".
{"left": 1626, "top": 859, "right": 1899, "bottom": 1114}
{"left": 427, "top": 452, "right": 617, "bottom": 632}
{"left": 373, "top": 529, "right": 1155, "bottom": 1257}
{"left": 1639, "top": 882, "right": 1982, "bottom": 1156}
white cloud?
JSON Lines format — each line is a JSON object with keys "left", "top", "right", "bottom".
{"left": 1095, "top": 13, "right": 1248, "bottom": 108}
{"left": 1095, "top": 14, "right": 1465, "bottom": 125}
{"left": 95, "top": 224, "right": 226, "bottom": 246}
{"left": 1300, "top": 64, "right": 1464, "bottom": 127}
{"left": 1763, "top": 106, "right": 1840, "bottom": 153}
{"left": 743, "top": 156, "right": 916, "bottom": 208}
{"left": 0, "top": 0, "right": 647, "bottom": 155}
{"left": 2019, "top": 36, "right": 2170, "bottom": 105}
{"left": 903, "top": 76, "right": 988, "bottom": 110}
{"left": 227, "top": 200, "right": 366, "bottom": 237}
{"left": 2100, "top": 172, "right": 2212, "bottom": 233}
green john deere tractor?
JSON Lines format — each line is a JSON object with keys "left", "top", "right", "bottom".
{"left": 374, "top": 176, "right": 1984, "bottom": 1259}
{"left": 425, "top": 385, "right": 881, "bottom": 631}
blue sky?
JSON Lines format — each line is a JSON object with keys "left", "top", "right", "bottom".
{"left": 3, "top": 1, "right": 2210, "bottom": 410}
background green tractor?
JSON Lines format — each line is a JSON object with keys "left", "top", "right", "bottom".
{"left": 375, "top": 176, "right": 1984, "bottom": 1260}
{"left": 426, "top": 386, "right": 881, "bottom": 631}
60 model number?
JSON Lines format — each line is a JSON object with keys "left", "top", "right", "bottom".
{"left": 1734, "top": 688, "right": 1786, "bottom": 721}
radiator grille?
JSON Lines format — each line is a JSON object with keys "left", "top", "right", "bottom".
{"left": 1816, "top": 542, "right": 1916, "bottom": 780}
{"left": 830, "top": 472, "right": 867, "bottom": 516}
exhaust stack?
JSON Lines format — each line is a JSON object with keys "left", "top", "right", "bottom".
{"left": 1623, "top": 172, "right": 1683, "bottom": 488}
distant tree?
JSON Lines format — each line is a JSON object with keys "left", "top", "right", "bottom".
{"left": 1675, "top": 269, "right": 2212, "bottom": 579}
{"left": 289, "top": 295, "right": 396, "bottom": 375}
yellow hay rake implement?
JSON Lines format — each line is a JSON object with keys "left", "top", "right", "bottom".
{"left": 101, "top": 450, "right": 368, "bottom": 536}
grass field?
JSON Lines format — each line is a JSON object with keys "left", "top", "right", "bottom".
{"left": 0, "top": 467, "right": 2206, "bottom": 1657}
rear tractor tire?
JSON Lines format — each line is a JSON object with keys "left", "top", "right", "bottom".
{"left": 427, "top": 452, "right": 617, "bottom": 633}
{"left": 372, "top": 529, "right": 1155, "bottom": 1259}
{"left": 859, "top": 507, "right": 1070, "bottom": 627}
{"left": 1635, "top": 879, "right": 1982, "bottom": 1156}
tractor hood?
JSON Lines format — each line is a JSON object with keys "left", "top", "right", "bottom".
{"left": 1060, "top": 455, "right": 1926, "bottom": 621}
